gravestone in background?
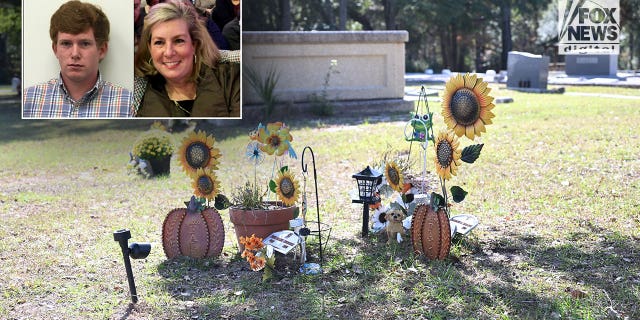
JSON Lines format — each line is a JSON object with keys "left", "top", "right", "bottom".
{"left": 506, "top": 51, "right": 550, "bottom": 90}
{"left": 565, "top": 55, "right": 618, "bottom": 76}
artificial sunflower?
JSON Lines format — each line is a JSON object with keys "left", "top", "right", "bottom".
{"left": 178, "top": 130, "right": 221, "bottom": 176}
{"left": 274, "top": 168, "right": 300, "bottom": 206}
{"left": 191, "top": 168, "right": 220, "bottom": 200}
{"left": 433, "top": 130, "right": 462, "bottom": 180}
{"left": 385, "top": 161, "right": 404, "bottom": 192}
{"left": 441, "top": 73, "right": 495, "bottom": 140}
{"left": 257, "top": 122, "right": 293, "bottom": 156}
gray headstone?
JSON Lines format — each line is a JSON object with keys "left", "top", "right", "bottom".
{"left": 507, "top": 51, "right": 550, "bottom": 90}
{"left": 565, "top": 54, "right": 618, "bottom": 76}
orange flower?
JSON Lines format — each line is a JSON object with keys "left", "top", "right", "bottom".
{"left": 241, "top": 234, "right": 264, "bottom": 251}
{"left": 250, "top": 255, "right": 266, "bottom": 271}
{"left": 239, "top": 234, "right": 271, "bottom": 273}
{"left": 241, "top": 249, "right": 254, "bottom": 259}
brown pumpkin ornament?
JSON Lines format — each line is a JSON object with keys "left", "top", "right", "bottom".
{"left": 410, "top": 203, "right": 451, "bottom": 260}
{"left": 162, "top": 197, "right": 225, "bottom": 259}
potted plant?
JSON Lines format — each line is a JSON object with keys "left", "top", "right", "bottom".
{"left": 228, "top": 122, "right": 300, "bottom": 251}
{"left": 161, "top": 130, "right": 225, "bottom": 259}
{"left": 131, "top": 122, "right": 175, "bottom": 176}
{"left": 411, "top": 73, "right": 496, "bottom": 260}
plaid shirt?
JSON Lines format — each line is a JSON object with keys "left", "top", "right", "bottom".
{"left": 23, "top": 73, "right": 134, "bottom": 118}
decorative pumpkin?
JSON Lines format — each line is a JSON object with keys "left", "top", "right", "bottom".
{"left": 410, "top": 203, "right": 451, "bottom": 260}
{"left": 162, "top": 197, "right": 225, "bottom": 259}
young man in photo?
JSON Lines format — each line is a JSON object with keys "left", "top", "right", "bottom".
{"left": 23, "top": 0, "right": 133, "bottom": 118}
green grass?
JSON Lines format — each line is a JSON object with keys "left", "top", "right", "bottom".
{"left": 0, "top": 85, "right": 639, "bottom": 319}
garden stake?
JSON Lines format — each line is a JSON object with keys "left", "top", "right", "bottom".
{"left": 405, "top": 86, "right": 435, "bottom": 194}
{"left": 352, "top": 166, "right": 382, "bottom": 237}
{"left": 113, "top": 229, "right": 151, "bottom": 303}
{"left": 301, "top": 146, "right": 329, "bottom": 266}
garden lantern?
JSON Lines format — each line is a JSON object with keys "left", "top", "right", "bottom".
{"left": 352, "top": 166, "right": 382, "bottom": 236}
{"left": 113, "top": 229, "right": 151, "bottom": 303}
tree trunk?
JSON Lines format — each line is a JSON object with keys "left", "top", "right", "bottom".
{"left": 452, "top": 26, "right": 462, "bottom": 71}
{"left": 500, "top": 0, "right": 512, "bottom": 71}
{"left": 0, "top": 34, "right": 8, "bottom": 83}
{"left": 475, "top": 36, "right": 482, "bottom": 72}
{"left": 439, "top": 30, "right": 447, "bottom": 70}
{"left": 339, "top": 0, "right": 347, "bottom": 30}
{"left": 279, "top": 0, "right": 291, "bottom": 31}
{"left": 440, "top": 28, "right": 450, "bottom": 70}
{"left": 630, "top": 31, "right": 635, "bottom": 70}
{"left": 323, "top": 0, "right": 335, "bottom": 29}
{"left": 384, "top": 0, "right": 395, "bottom": 30}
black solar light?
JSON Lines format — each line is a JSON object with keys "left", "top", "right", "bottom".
{"left": 352, "top": 166, "right": 382, "bottom": 236}
{"left": 113, "top": 229, "right": 151, "bottom": 303}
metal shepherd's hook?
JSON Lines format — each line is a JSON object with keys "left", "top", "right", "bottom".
{"left": 301, "top": 146, "right": 324, "bottom": 265}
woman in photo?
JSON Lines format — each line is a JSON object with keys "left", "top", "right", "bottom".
{"left": 133, "top": 0, "right": 240, "bottom": 117}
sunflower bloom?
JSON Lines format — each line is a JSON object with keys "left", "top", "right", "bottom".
{"left": 257, "top": 122, "right": 293, "bottom": 156}
{"left": 191, "top": 168, "right": 219, "bottom": 200}
{"left": 385, "top": 161, "right": 404, "bottom": 192}
{"left": 441, "top": 73, "right": 495, "bottom": 140}
{"left": 178, "top": 131, "right": 221, "bottom": 176}
{"left": 434, "top": 130, "right": 462, "bottom": 180}
{"left": 274, "top": 168, "right": 300, "bottom": 206}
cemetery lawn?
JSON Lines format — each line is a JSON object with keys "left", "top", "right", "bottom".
{"left": 1, "top": 85, "right": 639, "bottom": 319}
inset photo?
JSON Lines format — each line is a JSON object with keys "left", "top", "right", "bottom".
{"left": 133, "top": 0, "right": 240, "bottom": 118}
{"left": 22, "top": 0, "right": 134, "bottom": 118}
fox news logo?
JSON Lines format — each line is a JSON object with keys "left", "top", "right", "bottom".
{"left": 558, "top": 0, "right": 620, "bottom": 54}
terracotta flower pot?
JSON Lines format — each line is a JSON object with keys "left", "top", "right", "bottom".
{"left": 410, "top": 203, "right": 451, "bottom": 260}
{"left": 229, "top": 202, "right": 295, "bottom": 251}
{"left": 162, "top": 207, "right": 225, "bottom": 259}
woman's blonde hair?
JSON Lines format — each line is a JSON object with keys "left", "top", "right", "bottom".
{"left": 134, "top": 0, "right": 219, "bottom": 82}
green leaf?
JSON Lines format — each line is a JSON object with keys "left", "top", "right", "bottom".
{"left": 401, "top": 193, "right": 415, "bottom": 204}
{"left": 450, "top": 186, "right": 468, "bottom": 203}
{"left": 269, "top": 180, "right": 277, "bottom": 193}
{"left": 430, "top": 192, "right": 445, "bottom": 210}
{"left": 461, "top": 144, "right": 484, "bottom": 163}
{"left": 293, "top": 206, "right": 300, "bottom": 219}
{"left": 279, "top": 166, "right": 288, "bottom": 173}
{"left": 214, "top": 194, "right": 231, "bottom": 210}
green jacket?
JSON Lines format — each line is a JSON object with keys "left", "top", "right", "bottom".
{"left": 136, "top": 62, "right": 240, "bottom": 117}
